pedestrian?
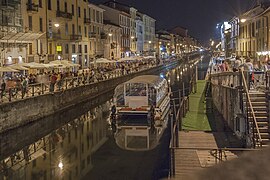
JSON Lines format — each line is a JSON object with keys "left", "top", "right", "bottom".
{"left": 21, "top": 77, "right": 28, "bottom": 99}
{"left": 233, "top": 56, "right": 242, "bottom": 72}
{"left": 50, "top": 73, "right": 57, "bottom": 92}
{"left": 0, "top": 79, "right": 6, "bottom": 102}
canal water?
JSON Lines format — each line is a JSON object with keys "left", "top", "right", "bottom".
{"left": 0, "top": 53, "right": 211, "bottom": 180}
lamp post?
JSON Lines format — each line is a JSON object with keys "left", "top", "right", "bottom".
{"left": 108, "top": 33, "right": 112, "bottom": 59}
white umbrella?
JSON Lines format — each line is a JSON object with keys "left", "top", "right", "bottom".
{"left": 91, "top": 58, "right": 114, "bottom": 64}
{"left": 21, "top": 62, "right": 54, "bottom": 69}
{"left": 0, "top": 67, "right": 19, "bottom": 72}
{"left": 51, "top": 60, "right": 80, "bottom": 67}
{"left": 9, "top": 64, "right": 29, "bottom": 70}
{"left": 118, "top": 57, "right": 138, "bottom": 62}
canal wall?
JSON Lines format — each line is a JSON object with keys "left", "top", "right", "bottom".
{"left": 210, "top": 72, "right": 246, "bottom": 140}
{"left": 0, "top": 62, "right": 178, "bottom": 133}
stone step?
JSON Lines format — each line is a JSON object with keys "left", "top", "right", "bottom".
{"left": 248, "top": 102, "right": 267, "bottom": 106}
{"left": 248, "top": 111, "right": 268, "bottom": 117}
{"left": 247, "top": 106, "right": 267, "bottom": 111}
{"left": 248, "top": 116, "right": 268, "bottom": 122}
{"left": 247, "top": 92, "right": 266, "bottom": 97}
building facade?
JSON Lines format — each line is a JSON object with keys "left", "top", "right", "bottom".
{"left": 100, "top": 2, "right": 132, "bottom": 58}
{"left": 20, "top": 0, "right": 105, "bottom": 68}
{"left": 141, "top": 13, "right": 156, "bottom": 55}
{"left": 135, "top": 15, "right": 144, "bottom": 55}
{"left": 103, "top": 21, "right": 121, "bottom": 60}
{"left": 0, "top": 0, "right": 25, "bottom": 66}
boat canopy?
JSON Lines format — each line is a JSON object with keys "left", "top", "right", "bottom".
{"left": 125, "top": 75, "right": 164, "bottom": 87}
{"left": 114, "top": 75, "right": 168, "bottom": 108}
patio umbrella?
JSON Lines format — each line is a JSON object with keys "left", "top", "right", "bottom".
{"left": 9, "top": 64, "right": 29, "bottom": 70}
{"left": 0, "top": 67, "right": 19, "bottom": 72}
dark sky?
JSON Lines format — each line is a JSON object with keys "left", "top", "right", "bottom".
{"left": 92, "top": 0, "right": 256, "bottom": 43}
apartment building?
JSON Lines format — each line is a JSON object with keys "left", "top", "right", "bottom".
{"left": 237, "top": 3, "right": 270, "bottom": 58}
{"left": 136, "top": 15, "right": 144, "bottom": 55}
{"left": 88, "top": 3, "right": 105, "bottom": 62}
{"left": 0, "top": 0, "right": 26, "bottom": 66}
{"left": 100, "top": 1, "right": 133, "bottom": 58}
{"left": 21, "top": 0, "right": 104, "bottom": 68}
{"left": 140, "top": 13, "right": 156, "bottom": 54}
{"left": 103, "top": 20, "right": 121, "bottom": 60}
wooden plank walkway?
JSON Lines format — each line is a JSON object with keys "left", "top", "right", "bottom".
{"left": 173, "top": 131, "right": 219, "bottom": 179}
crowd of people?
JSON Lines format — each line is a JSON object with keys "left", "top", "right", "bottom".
{"left": 0, "top": 58, "right": 161, "bottom": 102}
{"left": 211, "top": 56, "right": 270, "bottom": 73}
{"left": 210, "top": 56, "right": 270, "bottom": 89}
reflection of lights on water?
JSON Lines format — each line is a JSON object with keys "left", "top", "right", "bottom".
{"left": 58, "top": 162, "right": 64, "bottom": 170}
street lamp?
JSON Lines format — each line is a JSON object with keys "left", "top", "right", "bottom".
{"left": 240, "top": 19, "right": 247, "bottom": 23}
{"left": 54, "top": 23, "right": 60, "bottom": 28}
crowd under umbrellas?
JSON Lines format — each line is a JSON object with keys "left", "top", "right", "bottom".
{"left": 0, "top": 56, "right": 158, "bottom": 103}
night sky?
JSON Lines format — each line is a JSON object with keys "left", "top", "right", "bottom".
{"left": 92, "top": 0, "right": 256, "bottom": 44}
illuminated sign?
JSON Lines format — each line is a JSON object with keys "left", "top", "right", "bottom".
{"left": 56, "top": 46, "right": 62, "bottom": 52}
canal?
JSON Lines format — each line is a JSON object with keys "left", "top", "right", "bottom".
{"left": 0, "top": 53, "right": 211, "bottom": 180}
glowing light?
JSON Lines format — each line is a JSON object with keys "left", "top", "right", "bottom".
{"left": 58, "top": 162, "right": 64, "bottom": 170}
{"left": 18, "top": 56, "right": 23, "bottom": 63}
{"left": 54, "top": 23, "right": 60, "bottom": 28}
{"left": 149, "top": 41, "right": 152, "bottom": 44}
{"left": 131, "top": 36, "right": 135, "bottom": 39}
{"left": 7, "top": 56, "right": 12, "bottom": 63}
{"left": 108, "top": 33, "right": 112, "bottom": 37}
{"left": 240, "top": 19, "right": 246, "bottom": 23}
{"left": 160, "top": 74, "right": 164, "bottom": 78}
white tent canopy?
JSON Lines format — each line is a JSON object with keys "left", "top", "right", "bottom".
{"left": 91, "top": 58, "right": 114, "bottom": 64}
{"left": 50, "top": 60, "right": 80, "bottom": 67}
{"left": 9, "top": 64, "right": 29, "bottom": 70}
{"left": 118, "top": 56, "right": 139, "bottom": 62}
{"left": 143, "top": 56, "right": 156, "bottom": 59}
{"left": 0, "top": 67, "right": 19, "bottom": 72}
{"left": 21, "top": 62, "right": 55, "bottom": 69}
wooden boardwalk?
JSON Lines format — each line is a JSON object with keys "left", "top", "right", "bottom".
{"left": 173, "top": 131, "right": 238, "bottom": 179}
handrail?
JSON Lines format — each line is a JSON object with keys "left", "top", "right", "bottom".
{"left": 241, "top": 70, "right": 262, "bottom": 147}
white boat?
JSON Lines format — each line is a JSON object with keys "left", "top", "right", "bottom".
{"left": 111, "top": 75, "right": 170, "bottom": 151}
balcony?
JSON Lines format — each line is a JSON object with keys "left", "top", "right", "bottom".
{"left": 84, "top": 18, "right": 91, "bottom": 24}
{"left": 88, "top": 32, "right": 96, "bottom": 38}
{"left": 26, "top": 3, "right": 39, "bottom": 13}
{"left": 48, "top": 32, "right": 61, "bottom": 40}
{"left": 56, "top": 10, "right": 72, "bottom": 20}
{"left": 1, "top": 0, "right": 20, "bottom": 8}
{"left": 100, "top": 33, "right": 107, "bottom": 39}
{"left": 122, "top": 34, "right": 130, "bottom": 38}
{"left": 70, "top": 34, "right": 82, "bottom": 41}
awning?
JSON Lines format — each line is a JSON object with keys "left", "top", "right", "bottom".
{"left": 0, "top": 32, "right": 45, "bottom": 43}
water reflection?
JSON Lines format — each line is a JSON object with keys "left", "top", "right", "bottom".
{"left": 0, "top": 101, "right": 111, "bottom": 180}
{"left": 0, "top": 55, "right": 210, "bottom": 180}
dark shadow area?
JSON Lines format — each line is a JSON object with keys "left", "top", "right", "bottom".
{"left": 205, "top": 103, "right": 244, "bottom": 149}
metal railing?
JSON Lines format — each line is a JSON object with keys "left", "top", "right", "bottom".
{"left": 241, "top": 70, "right": 262, "bottom": 148}
{"left": 0, "top": 61, "right": 173, "bottom": 104}
{"left": 169, "top": 95, "right": 190, "bottom": 177}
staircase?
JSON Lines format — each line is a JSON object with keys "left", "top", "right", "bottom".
{"left": 246, "top": 92, "right": 270, "bottom": 148}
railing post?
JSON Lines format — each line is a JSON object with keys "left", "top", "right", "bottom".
{"left": 32, "top": 86, "right": 34, "bottom": 96}
{"left": 8, "top": 88, "right": 11, "bottom": 102}
{"left": 41, "top": 83, "right": 44, "bottom": 94}
{"left": 65, "top": 79, "right": 68, "bottom": 90}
